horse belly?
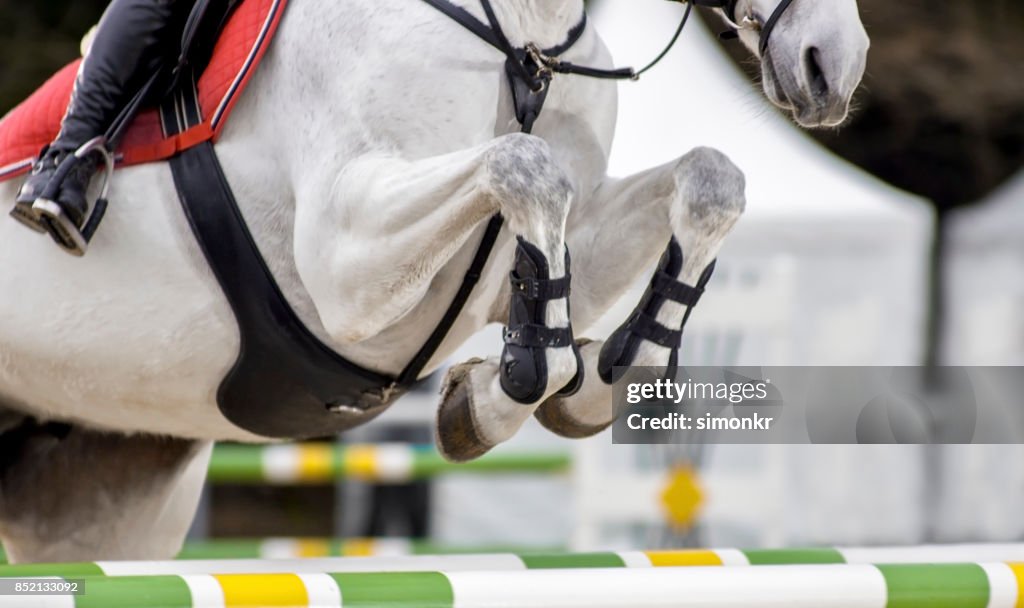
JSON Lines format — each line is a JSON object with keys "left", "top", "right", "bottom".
{"left": 0, "top": 165, "right": 262, "bottom": 441}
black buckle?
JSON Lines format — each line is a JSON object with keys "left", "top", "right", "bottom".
{"left": 510, "top": 273, "right": 571, "bottom": 300}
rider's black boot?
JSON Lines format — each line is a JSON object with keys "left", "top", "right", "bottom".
{"left": 12, "top": 0, "right": 187, "bottom": 242}
{"left": 13, "top": 148, "right": 93, "bottom": 234}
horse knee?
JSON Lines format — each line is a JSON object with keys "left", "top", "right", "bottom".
{"left": 674, "top": 146, "right": 746, "bottom": 230}
{"left": 484, "top": 133, "right": 574, "bottom": 244}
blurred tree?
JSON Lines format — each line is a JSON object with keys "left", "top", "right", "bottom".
{"left": 706, "top": 0, "right": 1024, "bottom": 211}
{"left": 0, "top": 2, "right": 108, "bottom": 115}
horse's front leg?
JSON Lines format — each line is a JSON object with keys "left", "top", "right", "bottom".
{"left": 433, "top": 135, "right": 583, "bottom": 461}
{"left": 295, "top": 134, "right": 579, "bottom": 460}
{"left": 534, "top": 147, "right": 746, "bottom": 437}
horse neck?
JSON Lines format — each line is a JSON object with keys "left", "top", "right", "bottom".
{"left": 482, "top": 0, "right": 586, "bottom": 48}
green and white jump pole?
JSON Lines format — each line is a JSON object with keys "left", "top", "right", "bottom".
{"left": 2, "top": 562, "right": 1023, "bottom": 607}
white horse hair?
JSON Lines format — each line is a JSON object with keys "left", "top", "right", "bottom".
{"left": 0, "top": 0, "right": 868, "bottom": 562}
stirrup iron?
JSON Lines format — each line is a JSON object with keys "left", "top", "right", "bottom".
{"left": 33, "top": 136, "right": 113, "bottom": 257}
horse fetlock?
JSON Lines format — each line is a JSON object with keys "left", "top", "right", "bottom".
{"left": 598, "top": 238, "right": 715, "bottom": 383}
{"left": 535, "top": 339, "right": 615, "bottom": 439}
{"left": 500, "top": 237, "right": 581, "bottom": 404}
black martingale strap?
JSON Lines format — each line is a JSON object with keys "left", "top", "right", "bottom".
{"left": 396, "top": 215, "right": 504, "bottom": 386}
{"left": 504, "top": 324, "right": 575, "bottom": 348}
{"left": 510, "top": 273, "right": 571, "bottom": 300}
{"left": 418, "top": 0, "right": 502, "bottom": 50}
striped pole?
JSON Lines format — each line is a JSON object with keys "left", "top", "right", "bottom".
{"left": 3, "top": 563, "right": 1024, "bottom": 607}
{"left": 0, "top": 539, "right": 566, "bottom": 564}
{"left": 174, "top": 538, "right": 566, "bottom": 560}
{"left": 7, "top": 544, "right": 1024, "bottom": 577}
{"left": 207, "top": 443, "right": 570, "bottom": 484}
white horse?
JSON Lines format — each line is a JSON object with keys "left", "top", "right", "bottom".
{"left": 0, "top": 0, "right": 867, "bottom": 562}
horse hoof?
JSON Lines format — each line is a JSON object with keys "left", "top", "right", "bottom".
{"left": 436, "top": 360, "right": 494, "bottom": 463}
{"left": 534, "top": 398, "right": 612, "bottom": 439}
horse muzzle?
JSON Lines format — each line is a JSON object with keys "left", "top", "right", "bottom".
{"left": 762, "top": 45, "right": 860, "bottom": 129}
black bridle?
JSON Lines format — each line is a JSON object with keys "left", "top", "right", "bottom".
{"left": 710, "top": 0, "right": 797, "bottom": 56}
{"left": 421, "top": 0, "right": 799, "bottom": 92}
{"left": 394, "top": 0, "right": 798, "bottom": 390}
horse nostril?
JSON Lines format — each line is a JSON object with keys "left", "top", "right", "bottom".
{"left": 804, "top": 46, "right": 828, "bottom": 98}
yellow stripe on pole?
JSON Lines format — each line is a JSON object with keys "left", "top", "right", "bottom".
{"left": 295, "top": 538, "right": 331, "bottom": 558}
{"left": 343, "top": 445, "right": 379, "bottom": 480}
{"left": 341, "top": 538, "right": 377, "bottom": 557}
{"left": 216, "top": 573, "right": 310, "bottom": 607}
{"left": 297, "top": 444, "right": 335, "bottom": 482}
{"left": 645, "top": 550, "right": 724, "bottom": 567}
{"left": 1009, "top": 563, "right": 1024, "bottom": 607}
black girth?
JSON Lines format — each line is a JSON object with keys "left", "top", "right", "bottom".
{"left": 163, "top": 0, "right": 593, "bottom": 439}
{"left": 165, "top": 0, "right": 795, "bottom": 439}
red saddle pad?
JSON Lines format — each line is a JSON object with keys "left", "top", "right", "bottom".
{"left": 0, "top": 0, "right": 287, "bottom": 183}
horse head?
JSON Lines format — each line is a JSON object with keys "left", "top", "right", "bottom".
{"left": 722, "top": 0, "right": 869, "bottom": 128}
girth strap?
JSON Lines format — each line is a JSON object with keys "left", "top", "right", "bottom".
{"left": 171, "top": 142, "right": 397, "bottom": 438}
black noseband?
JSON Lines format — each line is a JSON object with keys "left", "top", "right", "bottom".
{"left": 695, "top": 0, "right": 796, "bottom": 56}
{"left": 758, "top": 0, "right": 795, "bottom": 56}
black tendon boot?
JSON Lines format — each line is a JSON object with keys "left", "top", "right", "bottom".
{"left": 598, "top": 238, "right": 716, "bottom": 384}
{"left": 500, "top": 237, "right": 584, "bottom": 404}
{"left": 11, "top": 0, "right": 187, "bottom": 250}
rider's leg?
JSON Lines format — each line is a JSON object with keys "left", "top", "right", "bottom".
{"left": 13, "top": 0, "right": 190, "bottom": 232}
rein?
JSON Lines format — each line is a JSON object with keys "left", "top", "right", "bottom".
{"left": 422, "top": 0, "right": 797, "bottom": 92}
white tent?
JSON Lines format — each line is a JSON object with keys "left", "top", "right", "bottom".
{"left": 579, "top": 2, "right": 938, "bottom": 550}
{"left": 591, "top": 1, "right": 932, "bottom": 366}
{"left": 934, "top": 175, "right": 1024, "bottom": 544}
{"left": 945, "top": 170, "right": 1024, "bottom": 365}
